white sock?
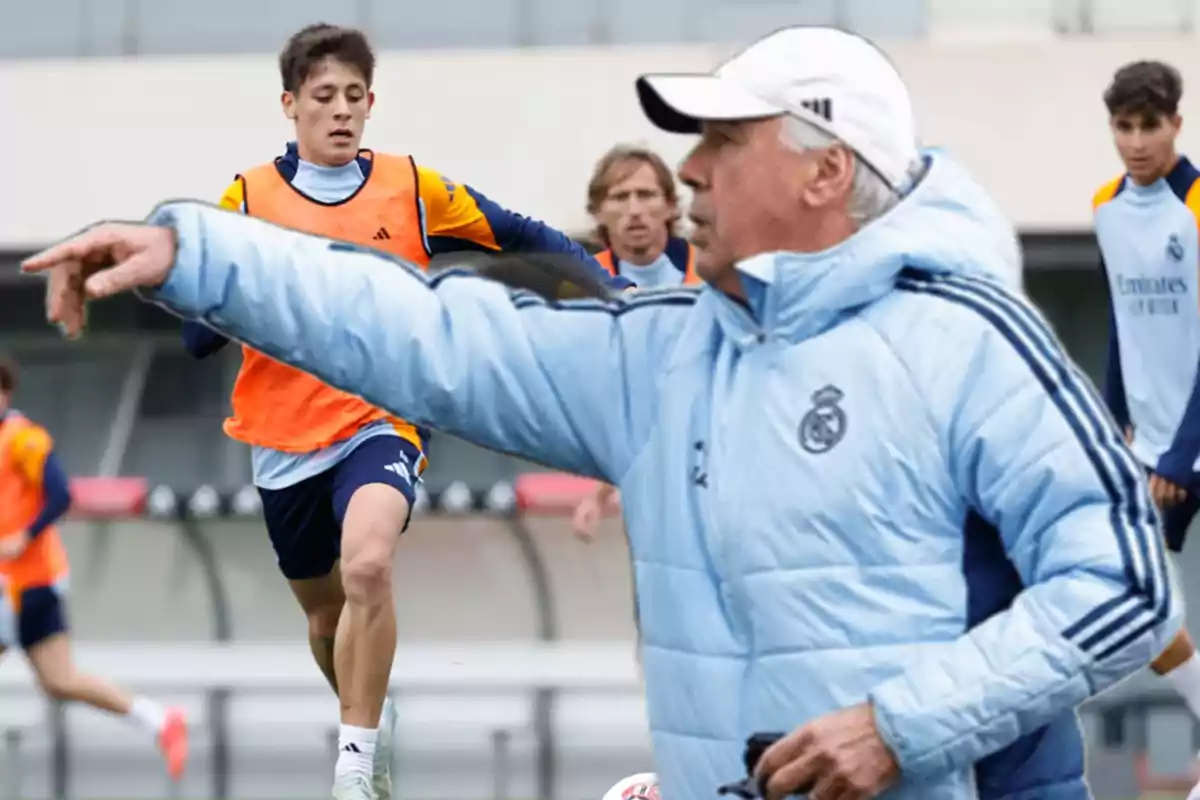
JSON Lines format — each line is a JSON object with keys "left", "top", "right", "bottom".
{"left": 127, "top": 696, "right": 167, "bottom": 736}
{"left": 335, "top": 724, "right": 377, "bottom": 782}
{"left": 1166, "top": 652, "right": 1200, "bottom": 720}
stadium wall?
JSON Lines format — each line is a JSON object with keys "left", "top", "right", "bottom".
{"left": 56, "top": 515, "right": 640, "bottom": 644}
{"left": 6, "top": 36, "right": 1200, "bottom": 249}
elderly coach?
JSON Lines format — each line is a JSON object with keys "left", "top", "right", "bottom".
{"left": 24, "top": 25, "right": 1181, "bottom": 800}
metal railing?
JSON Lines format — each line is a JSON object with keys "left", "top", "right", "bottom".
{"left": 12, "top": 509, "right": 570, "bottom": 800}
{"left": 194, "top": 508, "right": 566, "bottom": 800}
{"left": 4, "top": 640, "right": 643, "bottom": 800}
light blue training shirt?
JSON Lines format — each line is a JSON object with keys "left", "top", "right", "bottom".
{"left": 1096, "top": 156, "right": 1200, "bottom": 482}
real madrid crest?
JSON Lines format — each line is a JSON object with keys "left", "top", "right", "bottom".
{"left": 798, "top": 384, "right": 847, "bottom": 454}
{"left": 1168, "top": 232, "right": 1185, "bottom": 262}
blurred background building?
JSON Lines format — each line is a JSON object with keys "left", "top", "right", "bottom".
{"left": 3, "top": 0, "right": 1200, "bottom": 798}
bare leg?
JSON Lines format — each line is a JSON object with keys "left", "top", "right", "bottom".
{"left": 24, "top": 633, "right": 189, "bottom": 780}
{"left": 288, "top": 564, "right": 346, "bottom": 695}
{"left": 26, "top": 633, "right": 133, "bottom": 715}
{"left": 332, "top": 482, "right": 407, "bottom": 793}
{"left": 1152, "top": 629, "right": 1196, "bottom": 675}
{"left": 1153, "top": 628, "right": 1200, "bottom": 719}
{"left": 1153, "top": 542, "right": 1200, "bottom": 719}
{"left": 336, "top": 484, "right": 406, "bottom": 730}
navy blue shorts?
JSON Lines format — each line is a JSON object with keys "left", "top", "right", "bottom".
{"left": 259, "top": 436, "right": 424, "bottom": 581}
{"left": 3, "top": 585, "right": 70, "bottom": 651}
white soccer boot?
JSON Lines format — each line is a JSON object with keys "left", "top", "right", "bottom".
{"left": 332, "top": 772, "right": 376, "bottom": 800}
{"left": 372, "top": 696, "right": 397, "bottom": 800}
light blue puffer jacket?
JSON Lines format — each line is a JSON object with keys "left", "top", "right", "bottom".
{"left": 143, "top": 150, "right": 1181, "bottom": 799}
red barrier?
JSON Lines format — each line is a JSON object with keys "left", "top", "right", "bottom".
{"left": 514, "top": 472, "right": 612, "bottom": 515}
{"left": 69, "top": 477, "right": 149, "bottom": 518}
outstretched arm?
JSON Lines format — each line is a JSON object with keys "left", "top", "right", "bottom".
{"left": 416, "top": 166, "right": 631, "bottom": 290}
{"left": 180, "top": 177, "right": 247, "bottom": 359}
{"left": 182, "top": 322, "right": 229, "bottom": 358}
{"left": 145, "top": 201, "right": 693, "bottom": 480}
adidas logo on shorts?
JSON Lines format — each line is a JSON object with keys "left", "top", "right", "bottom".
{"left": 384, "top": 460, "right": 411, "bottom": 482}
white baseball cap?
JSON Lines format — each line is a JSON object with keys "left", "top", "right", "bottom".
{"left": 636, "top": 26, "right": 919, "bottom": 191}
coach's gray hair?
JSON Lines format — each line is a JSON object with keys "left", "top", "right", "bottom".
{"left": 779, "top": 116, "right": 920, "bottom": 225}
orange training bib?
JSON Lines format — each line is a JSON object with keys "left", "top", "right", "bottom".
{"left": 223, "top": 152, "right": 430, "bottom": 453}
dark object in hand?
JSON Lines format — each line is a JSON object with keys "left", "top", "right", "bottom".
{"left": 428, "top": 251, "right": 618, "bottom": 302}
{"left": 718, "top": 732, "right": 787, "bottom": 799}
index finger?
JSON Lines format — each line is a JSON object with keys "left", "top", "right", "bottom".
{"left": 755, "top": 728, "right": 813, "bottom": 782}
{"left": 763, "top": 752, "right": 819, "bottom": 800}
{"left": 20, "top": 224, "right": 118, "bottom": 274}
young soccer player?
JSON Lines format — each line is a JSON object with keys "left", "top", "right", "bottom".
{"left": 180, "top": 23, "right": 625, "bottom": 800}
{"left": 0, "top": 356, "right": 188, "bottom": 781}
{"left": 1095, "top": 64, "right": 1200, "bottom": 792}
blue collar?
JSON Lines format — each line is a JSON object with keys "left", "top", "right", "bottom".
{"left": 664, "top": 237, "right": 691, "bottom": 275}
{"left": 276, "top": 141, "right": 374, "bottom": 183}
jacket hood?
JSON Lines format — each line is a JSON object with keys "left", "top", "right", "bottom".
{"left": 715, "top": 150, "right": 1023, "bottom": 345}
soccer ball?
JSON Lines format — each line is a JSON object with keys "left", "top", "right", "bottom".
{"left": 601, "top": 772, "right": 660, "bottom": 800}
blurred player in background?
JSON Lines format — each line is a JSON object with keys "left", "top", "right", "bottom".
{"left": 0, "top": 356, "right": 187, "bottom": 781}
{"left": 572, "top": 145, "right": 698, "bottom": 542}
{"left": 1095, "top": 61, "right": 1200, "bottom": 783}
{"left": 179, "top": 23, "right": 623, "bottom": 800}
{"left": 589, "top": 144, "right": 697, "bottom": 289}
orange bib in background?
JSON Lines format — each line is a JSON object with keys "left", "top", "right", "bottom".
{"left": 224, "top": 152, "right": 431, "bottom": 453}
{"left": 0, "top": 413, "right": 68, "bottom": 595}
{"left": 595, "top": 241, "right": 701, "bottom": 286}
